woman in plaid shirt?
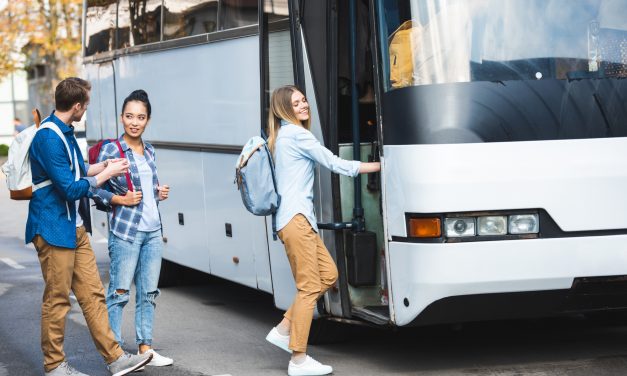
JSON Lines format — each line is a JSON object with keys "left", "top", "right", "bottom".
{"left": 96, "top": 90, "right": 173, "bottom": 368}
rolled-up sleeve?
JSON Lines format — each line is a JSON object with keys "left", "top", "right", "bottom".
{"left": 295, "top": 130, "right": 361, "bottom": 177}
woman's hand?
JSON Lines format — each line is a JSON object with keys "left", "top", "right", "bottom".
{"left": 359, "top": 162, "right": 381, "bottom": 174}
{"left": 111, "top": 190, "right": 142, "bottom": 206}
{"left": 157, "top": 185, "right": 170, "bottom": 201}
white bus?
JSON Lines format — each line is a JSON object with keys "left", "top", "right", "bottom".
{"left": 83, "top": 0, "right": 627, "bottom": 329}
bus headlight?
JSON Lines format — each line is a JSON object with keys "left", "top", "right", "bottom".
{"left": 477, "top": 216, "right": 507, "bottom": 236}
{"left": 444, "top": 218, "right": 475, "bottom": 237}
{"left": 509, "top": 214, "right": 539, "bottom": 234}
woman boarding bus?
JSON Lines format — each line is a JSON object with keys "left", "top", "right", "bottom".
{"left": 264, "top": 85, "right": 380, "bottom": 376}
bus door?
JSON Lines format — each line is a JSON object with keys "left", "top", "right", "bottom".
{"left": 268, "top": 0, "right": 388, "bottom": 324}
{"left": 333, "top": 0, "right": 388, "bottom": 324}
{"left": 299, "top": 0, "right": 388, "bottom": 323}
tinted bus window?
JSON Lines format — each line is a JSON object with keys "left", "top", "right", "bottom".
{"left": 264, "top": 0, "right": 288, "bottom": 22}
{"left": 85, "top": 0, "right": 117, "bottom": 56}
{"left": 163, "top": 0, "right": 218, "bottom": 40}
{"left": 118, "top": 0, "right": 162, "bottom": 48}
{"left": 221, "top": 0, "right": 257, "bottom": 30}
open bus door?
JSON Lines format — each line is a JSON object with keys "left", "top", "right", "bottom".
{"left": 296, "top": 0, "right": 390, "bottom": 326}
{"left": 261, "top": 0, "right": 389, "bottom": 329}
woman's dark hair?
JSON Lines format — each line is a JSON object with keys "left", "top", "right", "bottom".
{"left": 122, "top": 89, "right": 151, "bottom": 118}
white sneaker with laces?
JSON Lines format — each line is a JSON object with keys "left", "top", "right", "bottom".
{"left": 265, "top": 327, "right": 292, "bottom": 353}
{"left": 138, "top": 349, "right": 173, "bottom": 367}
{"left": 288, "top": 355, "right": 333, "bottom": 376}
{"left": 45, "top": 361, "right": 89, "bottom": 376}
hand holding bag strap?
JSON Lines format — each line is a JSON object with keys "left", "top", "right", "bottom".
{"left": 113, "top": 139, "right": 134, "bottom": 192}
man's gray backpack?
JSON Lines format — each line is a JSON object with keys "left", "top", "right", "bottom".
{"left": 235, "top": 136, "right": 280, "bottom": 236}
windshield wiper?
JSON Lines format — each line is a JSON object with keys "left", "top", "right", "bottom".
{"left": 593, "top": 93, "right": 613, "bottom": 137}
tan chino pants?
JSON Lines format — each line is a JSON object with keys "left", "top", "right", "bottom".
{"left": 278, "top": 214, "right": 338, "bottom": 353}
{"left": 34, "top": 227, "right": 123, "bottom": 372}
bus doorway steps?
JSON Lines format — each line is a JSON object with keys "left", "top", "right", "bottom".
{"left": 352, "top": 306, "right": 390, "bottom": 325}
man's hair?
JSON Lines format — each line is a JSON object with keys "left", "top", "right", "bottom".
{"left": 55, "top": 77, "right": 91, "bottom": 111}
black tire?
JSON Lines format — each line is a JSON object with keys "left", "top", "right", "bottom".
{"left": 584, "top": 310, "right": 627, "bottom": 326}
{"left": 158, "top": 259, "right": 213, "bottom": 287}
{"left": 158, "top": 259, "right": 181, "bottom": 287}
{"left": 308, "top": 318, "right": 351, "bottom": 345}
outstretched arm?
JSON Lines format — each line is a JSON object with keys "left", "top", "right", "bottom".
{"left": 359, "top": 162, "right": 380, "bottom": 174}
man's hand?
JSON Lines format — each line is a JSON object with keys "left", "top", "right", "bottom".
{"left": 157, "top": 185, "right": 170, "bottom": 201}
{"left": 88, "top": 158, "right": 126, "bottom": 176}
{"left": 105, "top": 159, "right": 130, "bottom": 177}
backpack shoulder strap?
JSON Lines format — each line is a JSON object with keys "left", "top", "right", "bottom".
{"left": 39, "top": 122, "right": 73, "bottom": 171}
{"left": 113, "top": 139, "right": 134, "bottom": 191}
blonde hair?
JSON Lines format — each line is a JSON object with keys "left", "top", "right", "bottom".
{"left": 266, "top": 85, "right": 311, "bottom": 154}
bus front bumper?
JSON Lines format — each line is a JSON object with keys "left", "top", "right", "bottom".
{"left": 388, "top": 235, "right": 627, "bottom": 326}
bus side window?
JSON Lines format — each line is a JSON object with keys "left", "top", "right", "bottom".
{"left": 221, "top": 0, "right": 257, "bottom": 30}
{"left": 85, "top": 0, "right": 117, "bottom": 57}
{"left": 163, "top": 0, "right": 218, "bottom": 40}
{"left": 117, "top": 0, "right": 162, "bottom": 48}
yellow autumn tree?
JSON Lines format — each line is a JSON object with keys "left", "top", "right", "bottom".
{"left": 0, "top": 0, "right": 83, "bottom": 82}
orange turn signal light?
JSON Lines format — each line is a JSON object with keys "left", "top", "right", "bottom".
{"left": 408, "top": 217, "right": 442, "bottom": 238}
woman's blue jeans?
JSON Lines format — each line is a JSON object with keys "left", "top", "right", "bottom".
{"left": 106, "top": 230, "right": 162, "bottom": 346}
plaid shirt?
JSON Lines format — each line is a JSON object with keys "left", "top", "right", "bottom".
{"left": 93, "top": 135, "right": 161, "bottom": 242}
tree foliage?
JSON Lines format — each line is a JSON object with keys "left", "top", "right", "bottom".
{"left": 0, "top": 0, "right": 83, "bottom": 82}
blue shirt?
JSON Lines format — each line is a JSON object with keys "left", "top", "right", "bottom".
{"left": 93, "top": 135, "right": 161, "bottom": 241}
{"left": 26, "top": 112, "right": 98, "bottom": 249}
{"left": 274, "top": 121, "right": 361, "bottom": 232}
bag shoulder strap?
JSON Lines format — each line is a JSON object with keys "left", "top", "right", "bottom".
{"left": 113, "top": 139, "right": 133, "bottom": 192}
{"left": 39, "top": 122, "right": 73, "bottom": 171}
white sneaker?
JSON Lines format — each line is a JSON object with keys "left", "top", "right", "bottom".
{"left": 45, "top": 361, "right": 90, "bottom": 375}
{"left": 136, "top": 349, "right": 173, "bottom": 368}
{"left": 288, "top": 355, "right": 333, "bottom": 376}
{"left": 265, "top": 327, "right": 292, "bottom": 353}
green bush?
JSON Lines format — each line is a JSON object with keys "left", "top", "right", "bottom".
{"left": 0, "top": 144, "right": 8, "bottom": 157}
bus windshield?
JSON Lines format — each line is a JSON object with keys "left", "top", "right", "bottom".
{"left": 379, "top": 0, "right": 627, "bottom": 90}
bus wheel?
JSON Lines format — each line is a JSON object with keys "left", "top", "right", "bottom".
{"left": 584, "top": 310, "right": 627, "bottom": 326}
{"left": 158, "top": 259, "right": 181, "bottom": 287}
{"left": 308, "top": 318, "right": 350, "bottom": 345}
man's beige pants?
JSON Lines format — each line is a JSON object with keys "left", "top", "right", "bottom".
{"left": 278, "top": 215, "right": 339, "bottom": 353}
{"left": 33, "top": 227, "right": 123, "bottom": 372}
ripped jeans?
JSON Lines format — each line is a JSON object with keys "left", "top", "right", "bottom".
{"left": 106, "top": 230, "right": 162, "bottom": 346}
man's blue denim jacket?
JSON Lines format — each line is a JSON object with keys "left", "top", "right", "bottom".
{"left": 25, "top": 112, "right": 98, "bottom": 249}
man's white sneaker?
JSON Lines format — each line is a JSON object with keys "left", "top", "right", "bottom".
{"left": 265, "top": 327, "right": 292, "bottom": 353}
{"left": 288, "top": 356, "right": 333, "bottom": 376}
{"left": 108, "top": 352, "right": 152, "bottom": 376}
{"left": 139, "top": 349, "right": 173, "bottom": 367}
{"left": 45, "top": 361, "right": 90, "bottom": 376}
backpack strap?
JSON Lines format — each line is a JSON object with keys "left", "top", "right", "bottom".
{"left": 264, "top": 142, "right": 281, "bottom": 241}
{"left": 113, "top": 139, "right": 133, "bottom": 191}
{"left": 272, "top": 213, "right": 278, "bottom": 241}
{"left": 40, "top": 122, "right": 73, "bottom": 171}
{"left": 36, "top": 121, "right": 75, "bottom": 221}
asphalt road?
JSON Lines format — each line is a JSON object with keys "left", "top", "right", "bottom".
{"left": 3, "top": 157, "right": 627, "bottom": 376}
